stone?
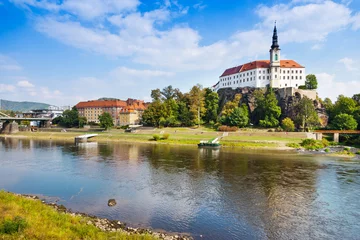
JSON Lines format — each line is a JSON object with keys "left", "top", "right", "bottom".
{"left": 108, "top": 199, "right": 117, "bottom": 207}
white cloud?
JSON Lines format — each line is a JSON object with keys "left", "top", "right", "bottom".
{"left": 193, "top": 2, "right": 206, "bottom": 11}
{"left": 352, "top": 12, "right": 360, "bottom": 30}
{"left": 110, "top": 67, "right": 174, "bottom": 78}
{"left": 0, "top": 54, "right": 22, "bottom": 71}
{"left": 0, "top": 84, "right": 16, "bottom": 93}
{"left": 17, "top": 80, "right": 34, "bottom": 88}
{"left": 311, "top": 43, "right": 323, "bottom": 50}
{"left": 256, "top": 1, "right": 352, "bottom": 43}
{"left": 317, "top": 72, "right": 360, "bottom": 101}
{"left": 338, "top": 57, "right": 358, "bottom": 71}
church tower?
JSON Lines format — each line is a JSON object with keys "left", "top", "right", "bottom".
{"left": 270, "top": 22, "right": 281, "bottom": 88}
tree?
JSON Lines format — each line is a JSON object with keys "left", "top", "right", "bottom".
{"left": 177, "top": 101, "right": 192, "bottom": 126}
{"left": 227, "top": 105, "right": 249, "bottom": 127}
{"left": 329, "top": 95, "right": 358, "bottom": 121}
{"left": 281, "top": 117, "right": 295, "bottom": 132}
{"left": 151, "top": 89, "right": 162, "bottom": 102}
{"left": 332, "top": 114, "right": 358, "bottom": 130}
{"left": 161, "top": 85, "right": 175, "bottom": 101}
{"left": 253, "top": 89, "right": 281, "bottom": 127}
{"left": 98, "top": 112, "right": 114, "bottom": 130}
{"left": 305, "top": 74, "right": 318, "bottom": 90}
{"left": 221, "top": 94, "right": 242, "bottom": 117}
{"left": 294, "top": 96, "right": 319, "bottom": 131}
{"left": 60, "top": 107, "right": 79, "bottom": 127}
{"left": 204, "top": 88, "right": 219, "bottom": 123}
{"left": 188, "top": 84, "right": 205, "bottom": 126}
{"left": 352, "top": 93, "right": 360, "bottom": 106}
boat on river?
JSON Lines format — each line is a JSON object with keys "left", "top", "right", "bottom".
{"left": 198, "top": 137, "right": 221, "bottom": 149}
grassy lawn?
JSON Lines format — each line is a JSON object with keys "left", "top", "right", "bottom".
{"left": 0, "top": 191, "right": 156, "bottom": 240}
{"left": 7, "top": 127, "right": 307, "bottom": 149}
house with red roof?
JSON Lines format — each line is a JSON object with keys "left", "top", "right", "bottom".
{"left": 213, "top": 24, "right": 305, "bottom": 92}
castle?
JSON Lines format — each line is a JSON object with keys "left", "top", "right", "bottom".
{"left": 213, "top": 24, "right": 306, "bottom": 92}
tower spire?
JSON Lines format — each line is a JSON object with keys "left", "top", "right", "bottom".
{"left": 271, "top": 21, "right": 279, "bottom": 49}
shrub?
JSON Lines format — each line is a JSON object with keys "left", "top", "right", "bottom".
{"left": 344, "top": 147, "right": 350, "bottom": 151}
{"left": 324, "top": 148, "right": 330, "bottom": 153}
{"left": 218, "top": 125, "right": 238, "bottom": 132}
{"left": 281, "top": 117, "right": 295, "bottom": 132}
{"left": 152, "top": 134, "right": 160, "bottom": 141}
{"left": 321, "top": 138, "right": 330, "bottom": 147}
{"left": 162, "top": 133, "right": 170, "bottom": 140}
{"left": 300, "top": 138, "right": 324, "bottom": 150}
{"left": 286, "top": 143, "right": 300, "bottom": 148}
{"left": 0, "top": 216, "right": 27, "bottom": 234}
{"left": 356, "top": 151, "right": 360, "bottom": 155}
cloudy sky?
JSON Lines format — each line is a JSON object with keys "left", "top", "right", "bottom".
{"left": 0, "top": 0, "right": 359, "bottom": 106}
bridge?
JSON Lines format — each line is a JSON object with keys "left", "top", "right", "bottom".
{"left": 313, "top": 130, "right": 360, "bottom": 143}
{"left": 0, "top": 112, "right": 51, "bottom": 133}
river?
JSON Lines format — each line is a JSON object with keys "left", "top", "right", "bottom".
{"left": 0, "top": 138, "right": 359, "bottom": 239}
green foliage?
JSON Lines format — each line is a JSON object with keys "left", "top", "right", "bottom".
{"left": 253, "top": 89, "right": 281, "bottom": 127}
{"left": 281, "top": 117, "right": 295, "bottom": 131}
{"left": 300, "top": 138, "right": 328, "bottom": 150}
{"left": 159, "top": 117, "right": 166, "bottom": 128}
{"left": 332, "top": 114, "right": 358, "bottom": 130}
{"left": 221, "top": 104, "right": 249, "bottom": 128}
{"left": 322, "top": 138, "right": 330, "bottom": 147}
{"left": 329, "top": 95, "right": 358, "bottom": 120}
{"left": 286, "top": 143, "right": 300, "bottom": 148}
{"left": 221, "top": 94, "right": 242, "bottom": 117}
{"left": 204, "top": 88, "right": 219, "bottom": 124}
{"left": 162, "top": 133, "right": 170, "bottom": 140}
{"left": 0, "top": 216, "right": 27, "bottom": 234}
{"left": 305, "top": 74, "right": 318, "bottom": 89}
{"left": 324, "top": 148, "right": 330, "bottom": 153}
{"left": 356, "top": 151, "right": 360, "bottom": 155}
{"left": 294, "top": 96, "right": 319, "bottom": 131}
{"left": 98, "top": 112, "right": 114, "bottom": 130}
{"left": 189, "top": 84, "right": 205, "bottom": 125}
{"left": 20, "top": 120, "right": 30, "bottom": 126}
{"left": 152, "top": 134, "right": 160, "bottom": 141}
{"left": 298, "top": 85, "right": 306, "bottom": 90}
{"left": 59, "top": 107, "right": 80, "bottom": 128}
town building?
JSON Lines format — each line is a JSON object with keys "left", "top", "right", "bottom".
{"left": 75, "top": 99, "right": 147, "bottom": 126}
{"left": 213, "top": 24, "right": 306, "bottom": 92}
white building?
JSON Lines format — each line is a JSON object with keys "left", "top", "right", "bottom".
{"left": 213, "top": 25, "right": 305, "bottom": 92}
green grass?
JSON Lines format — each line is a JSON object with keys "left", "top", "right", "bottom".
{"left": 8, "top": 127, "right": 307, "bottom": 149}
{"left": 0, "top": 191, "right": 156, "bottom": 240}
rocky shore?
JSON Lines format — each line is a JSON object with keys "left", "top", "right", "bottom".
{"left": 12, "top": 192, "right": 193, "bottom": 240}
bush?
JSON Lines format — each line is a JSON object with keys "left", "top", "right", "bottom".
{"left": 162, "top": 133, "right": 170, "bottom": 140}
{"left": 300, "top": 138, "right": 325, "bottom": 150}
{"left": 344, "top": 147, "right": 350, "bottom": 151}
{"left": 0, "top": 216, "right": 27, "bottom": 234}
{"left": 286, "top": 143, "right": 300, "bottom": 148}
{"left": 218, "top": 125, "right": 238, "bottom": 132}
{"left": 324, "top": 148, "right": 330, "bottom": 153}
{"left": 152, "top": 134, "right": 160, "bottom": 141}
{"left": 356, "top": 151, "right": 360, "bottom": 155}
{"left": 321, "top": 138, "right": 330, "bottom": 147}
{"left": 281, "top": 117, "right": 295, "bottom": 132}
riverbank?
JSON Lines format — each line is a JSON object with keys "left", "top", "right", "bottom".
{"left": 1, "top": 127, "right": 307, "bottom": 150}
{"left": 0, "top": 190, "right": 192, "bottom": 240}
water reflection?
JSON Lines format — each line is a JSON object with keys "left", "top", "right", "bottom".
{"left": 0, "top": 137, "right": 359, "bottom": 239}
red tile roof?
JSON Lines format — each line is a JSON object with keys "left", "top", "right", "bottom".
{"left": 220, "top": 60, "right": 304, "bottom": 77}
{"left": 76, "top": 98, "right": 148, "bottom": 110}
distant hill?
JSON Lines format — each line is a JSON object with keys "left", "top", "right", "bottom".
{"left": 0, "top": 99, "right": 50, "bottom": 112}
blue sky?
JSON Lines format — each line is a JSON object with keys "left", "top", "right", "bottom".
{"left": 0, "top": 0, "right": 360, "bottom": 106}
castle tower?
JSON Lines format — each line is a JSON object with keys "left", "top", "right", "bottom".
{"left": 270, "top": 22, "right": 281, "bottom": 88}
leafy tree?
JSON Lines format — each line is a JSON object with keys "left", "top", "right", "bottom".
{"left": 227, "top": 104, "right": 249, "bottom": 127}
{"left": 151, "top": 89, "right": 162, "bottom": 102}
{"left": 221, "top": 94, "right": 242, "bottom": 117}
{"left": 352, "top": 93, "right": 360, "bottom": 106}
{"left": 177, "top": 101, "right": 192, "bottom": 126}
{"left": 281, "top": 117, "right": 295, "bottom": 132}
{"left": 78, "top": 116, "right": 87, "bottom": 128}
{"left": 305, "top": 74, "right": 318, "bottom": 90}
{"left": 204, "top": 88, "right": 219, "bottom": 123}
{"left": 161, "top": 85, "right": 176, "bottom": 101}
{"left": 188, "top": 84, "right": 205, "bottom": 126}
{"left": 322, "top": 97, "right": 333, "bottom": 113}
{"left": 60, "top": 107, "right": 79, "bottom": 127}
{"left": 294, "top": 96, "right": 319, "bottom": 131}
{"left": 142, "top": 101, "right": 166, "bottom": 126}
{"left": 253, "top": 89, "right": 281, "bottom": 127}
{"left": 332, "top": 113, "right": 358, "bottom": 130}
{"left": 329, "top": 95, "right": 358, "bottom": 121}
{"left": 98, "top": 112, "right": 113, "bottom": 130}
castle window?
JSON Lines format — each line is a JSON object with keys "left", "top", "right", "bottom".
{"left": 275, "top": 75, "right": 277, "bottom": 78}
{"left": 259, "top": 76, "right": 261, "bottom": 80}
{"left": 296, "top": 84, "right": 298, "bottom": 87}
{"left": 247, "top": 78, "right": 249, "bottom": 82}
{"left": 292, "top": 70, "right": 294, "bottom": 74}
{"left": 296, "top": 70, "right": 298, "bottom": 73}
{"left": 263, "top": 70, "right": 265, "bottom": 74}
{"left": 283, "top": 76, "right": 285, "bottom": 79}
{"left": 263, "top": 76, "right": 265, "bottom": 79}
{"left": 296, "top": 76, "right": 298, "bottom": 80}
{"left": 292, "top": 76, "right": 294, "bottom": 79}
{"left": 247, "top": 73, "right": 249, "bottom": 76}
{"left": 288, "top": 76, "right": 289, "bottom": 79}
{"left": 275, "top": 68, "right": 277, "bottom": 72}
{"left": 285, "top": 84, "right": 287, "bottom": 87}
{"left": 288, "top": 70, "right": 290, "bottom": 74}
{"left": 275, "top": 54, "right": 278, "bottom": 61}
{"left": 300, "top": 70, "right": 302, "bottom": 74}
{"left": 300, "top": 76, "right": 302, "bottom": 79}
{"left": 267, "top": 76, "right": 269, "bottom": 80}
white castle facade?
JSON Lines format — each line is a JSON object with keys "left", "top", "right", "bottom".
{"left": 213, "top": 25, "right": 306, "bottom": 92}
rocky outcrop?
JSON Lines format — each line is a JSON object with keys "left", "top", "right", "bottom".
{"left": 108, "top": 199, "right": 117, "bottom": 207}
{"left": 0, "top": 121, "right": 19, "bottom": 134}
{"left": 217, "top": 87, "right": 328, "bottom": 127}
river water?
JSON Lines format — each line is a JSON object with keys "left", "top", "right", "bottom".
{"left": 0, "top": 138, "right": 359, "bottom": 239}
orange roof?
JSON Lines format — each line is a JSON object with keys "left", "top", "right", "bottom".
{"left": 220, "top": 60, "right": 304, "bottom": 77}
{"left": 76, "top": 100, "right": 127, "bottom": 109}
{"left": 76, "top": 98, "right": 148, "bottom": 110}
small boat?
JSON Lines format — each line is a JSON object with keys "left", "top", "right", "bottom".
{"left": 198, "top": 137, "right": 221, "bottom": 148}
